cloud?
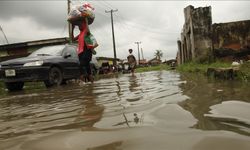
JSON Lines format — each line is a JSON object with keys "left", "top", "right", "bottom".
{"left": 0, "top": 17, "right": 65, "bottom": 43}
{"left": 0, "top": 1, "right": 68, "bottom": 29}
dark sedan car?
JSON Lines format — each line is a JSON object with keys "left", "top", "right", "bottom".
{"left": 0, "top": 44, "right": 81, "bottom": 91}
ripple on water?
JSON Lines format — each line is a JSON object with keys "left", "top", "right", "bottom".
{"left": 205, "top": 101, "right": 250, "bottom": 133}
{"left": 0, "top": 71, "right": 192, "bottom": 140}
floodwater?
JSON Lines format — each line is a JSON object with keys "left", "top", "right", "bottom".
{"left": 0, "top": 71, "right": 249, "bottom": 150}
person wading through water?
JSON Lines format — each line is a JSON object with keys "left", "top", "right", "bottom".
{"left": 73, "top": 18, "right": 95, "bottom": 83}
{"left": 127, "top": 49, "right": 137, "bottom": 76}
{"left": 70, "top": 2, "right": 97, "bottom": 83}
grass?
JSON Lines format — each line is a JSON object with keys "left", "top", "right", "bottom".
{"left": 0, "top": 81, "right": 6, "bottom": 95}
{"left": 176, "top": 61, "right": 231, "bottom": 74}
{"left": 238, "top": 61, "right": 250, "bottom": 81}
{"left": 136, "top": 64, "right": 171, "bottom": 73}
{"left": 0, "top": 81, "right": 46, "bottom": 94}
{"left": 0, "top": 81, "right": 3, "bottom": 87}
{"left": 176, "top": 61, "right": 250, "bottom": 82}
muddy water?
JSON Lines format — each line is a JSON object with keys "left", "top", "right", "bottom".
{"left": 0, "top": 71, "right": 249, "bottom": 150}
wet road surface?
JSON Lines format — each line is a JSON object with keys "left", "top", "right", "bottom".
{"left": 0, "top": 71, "right": 249, "bottom": 150}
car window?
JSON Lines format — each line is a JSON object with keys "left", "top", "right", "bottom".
{"left": 63, "top": 46, "right": 78, "bottom": 58}
{"left": 29, "top": 45, "right": 65, "bottom": 57}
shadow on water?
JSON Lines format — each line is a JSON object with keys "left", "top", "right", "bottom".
{"left": 178, "top": 73, "right": 250, "bottom": 136}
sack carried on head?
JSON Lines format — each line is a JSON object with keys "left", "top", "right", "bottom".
{"left": 68, "top": 3, "right": 95, "bottom": 25}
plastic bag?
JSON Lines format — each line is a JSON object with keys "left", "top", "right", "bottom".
{"left": 85, "top": 33, "right": 98, "bottom": 55}
{"left": 68, "top": 7, "right": 81, "bottom": 18}
{"left": 67, "top": 3, "right": 95, "bottom": 25}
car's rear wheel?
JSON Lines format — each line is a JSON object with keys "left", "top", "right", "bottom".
{"left": 44, "top": 67, "right": 63, "bottom": 88}
{"left": 5, "top": 82, "right": 24, "bottom": 92}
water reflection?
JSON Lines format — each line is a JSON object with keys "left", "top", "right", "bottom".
{"left": 128, "top": 76, "right": 140, "bottom": 93}
{"left": 178, "top": 73, "right": 250, "bottom": 136}
{"left": 76, "top": 85, "right": 105, "bottom": 131}
{"left": 115, "top": 80, "right": 130, "bottom": 127}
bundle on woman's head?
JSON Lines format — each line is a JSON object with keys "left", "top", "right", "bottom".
{"left": 68, "top": 2, "right": 95, "bottom": 25}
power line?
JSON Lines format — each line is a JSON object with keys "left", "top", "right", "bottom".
{"left": 91, "top": 1, "right": 177, "bottom": 35}
{"left": 101, "top": 0, "right": 115, "bottom": 10}
{"left": 99, "top": 0, "right": 113, "bottom": 10}
{"left": 0, "top": 25, "right": 9, "bottom": 44}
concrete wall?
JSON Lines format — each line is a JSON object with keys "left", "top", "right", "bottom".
{"left": 213, "top": 20, "right": 250, "bottom": 50}
{"left": 177, "top": 40, "right": 182, "bottom": 65}
{"left": 212, "top": 20, "right": 250, "bottom": 60}
{"left": 178, "top": 5, "right": 212, "bottom": 63}
{"left": 177, "top": 5, "right": 250, "bottom": 64}
{"left": 191, "top": 6, "right": 213, "bottom": 62}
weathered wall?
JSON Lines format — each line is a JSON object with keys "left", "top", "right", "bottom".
{"left": 177, "top": 40, "right": 182, "bottom": 65}
{"left": 179, "top": 5, "right": 195, "bottom": 63}
{"left": 191, "top": 6, "right": 212, "bottom": 62}
{"left": 177, "top": 5, "right": 250, "bottom": 64}
{"left": 212, "top": 20, "right": 250, "bottom": 60}
{"left": 178, "top": 5, "right": 212, "bottom": 64}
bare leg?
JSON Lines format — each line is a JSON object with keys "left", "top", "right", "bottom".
{"left": 131, "top": 69, "right": 135, "bottom": 76}
{"left": 88, "top": 75, "right": 94, "bottom": 83}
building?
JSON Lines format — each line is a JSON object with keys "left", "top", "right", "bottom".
{"left": 177, "top": 5, "right": 250, "bottom": 64}
{"left": 139, "top": 59, "right": 148, "bottom": 66}
{"left": 148, "top": 57, "right": 161, "bottom": 65}
{"left": 96, "top": 57, "right": 122, "bottom": 74}
{"left": 96, "top": 57, "right": 121, "bottom": 67}
{"left": 0, "top": 37, "right": 69, "bottom": 62}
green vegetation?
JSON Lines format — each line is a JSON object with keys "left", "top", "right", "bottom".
{"left": 0, "top": 82, "right": 5, "bottom": 95}
{"left": 239, "top": 61, "right": 250, "bottom": 81}
{"left": 136, "top": 64, "right": 171, "bottom": 73}
{"left": 24, "top": 82, "right": 46, "bottom": 90}
{"left": 0, "top": 81, "right": 45, "bottom": 94}
{"left": 176, "top": 61, "right": 231, "bottom": 74}
{"left": 154, "top": 50, "right": 163, "bottom": 60}
{"left": 176, "top": 61, "right": 250, "bottom": 82}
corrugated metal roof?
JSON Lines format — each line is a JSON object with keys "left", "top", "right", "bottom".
{"left": 0, "top": 37, "right": 69, "bottom": 51}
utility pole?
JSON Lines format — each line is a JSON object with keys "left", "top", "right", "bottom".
{"left": 135, "top": 41, "right": 141, "bottom": 65}
{"left": 105, "top": 9, "right": 118, "bottom": 66}
{"left": 141, "top": 48, "right": 144, "bottom": 60}
{"left": 0, "top": 25, "right": 9, "bottom": 44}
{"left": 67, "top": 0, "right": 73, "bottom": 43}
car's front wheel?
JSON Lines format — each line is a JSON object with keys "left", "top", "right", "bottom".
{"left": 5, "top": 82, "right": 24, "bottom": 92}
{"left": 44, "top": 67, "right": 63, "bottom": 88}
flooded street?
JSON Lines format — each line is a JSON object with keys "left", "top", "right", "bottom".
{"left": 0, "top": 71, "right": 249, "bottom": 150}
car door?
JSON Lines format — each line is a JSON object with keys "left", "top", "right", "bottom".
{"left": 61, "top": 45, "right": 80, "bottom": 79}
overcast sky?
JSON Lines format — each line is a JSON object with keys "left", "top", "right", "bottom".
{"left": 0, "top": 0, "right": 250, "bottom": 60}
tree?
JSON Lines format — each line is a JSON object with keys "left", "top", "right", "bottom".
{"left": 155, "top": 50, "right": 163, "bottom": 60}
